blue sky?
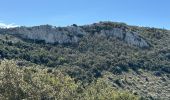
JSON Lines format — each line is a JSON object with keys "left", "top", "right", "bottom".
{"left": 0, "top": 0, "right": 169, "bottom": 29}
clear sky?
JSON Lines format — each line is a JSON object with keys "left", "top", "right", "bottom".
{"left": 0, "top": 0, "right": 169, "bottom": 29}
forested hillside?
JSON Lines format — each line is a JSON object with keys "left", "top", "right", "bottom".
{"left": 0, "top": 22, "right": 169, "bottom": 99}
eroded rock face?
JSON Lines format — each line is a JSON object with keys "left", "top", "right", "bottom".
{"left": 19, "top": 25, "right": 87, "bottom": 44}
{"left": 0, "top": 23, "right": 150, "bottom": 48}
{"left": 3, "top": 25, "right": 86, "bottom": 44}
{"left": 100, "top": 28, "right": 150, "bottom": 48}
{"left": 124, "top": 31, "right": 149, "bottom": 48}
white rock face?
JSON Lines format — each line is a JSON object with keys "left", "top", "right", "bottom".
{"left": 100, "top": 28, "right": 150, "bottom": 48}
{"left": 9, "top": 25, "right": 86, "bottom": 44}
{"left": 0, "top": 24, "right": 150, "bottom": 48}
{"left": 125, "top": 31, "right": 149, "bottom": 48}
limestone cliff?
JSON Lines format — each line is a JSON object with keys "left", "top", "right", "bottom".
{"left": 100, "top": 28, "right": 149, "bottom": 48}
{"left": 0, "top": 22, "right": 150, "bottom": 48}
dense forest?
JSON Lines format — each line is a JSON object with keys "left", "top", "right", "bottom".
{"left": 0, "top": 22, "right": 169, "bottom": 100}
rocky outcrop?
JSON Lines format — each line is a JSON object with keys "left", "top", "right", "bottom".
{"left": 3, "top": 25, "right": 86, "bottom": 44}
{"left": 100, "top": 28, "right": 150, "bottom": 48}
{"left": 0, "top": 22, "right": 150, "bottom": 48}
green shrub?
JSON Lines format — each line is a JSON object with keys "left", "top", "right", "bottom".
{"left": 79, "top": 78, "right": 139, "bottom": 100}
{"left": 0, "top": 60, "right": 140, "bottom": 100}
{"left": 0, "top": 60, "right": 78, "bottom": 100}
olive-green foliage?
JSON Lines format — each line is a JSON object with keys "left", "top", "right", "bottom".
{"left": 80, "top": 78, "right": 139, "bottom": 100}
{"left": 0, "top": 60, "right": 78, "bottom": 100}
{"left": 0, "top": 60, "right": 139, "bottom": 100}
{"left": 0, "top": 25, "right": 170, "bottom": 85}
{"left": 0, "top": 22, "right": 170, "bottom": 99}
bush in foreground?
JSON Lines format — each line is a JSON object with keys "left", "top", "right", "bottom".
{"left": 0, "top": 60, "right": 139, "bottom": 100}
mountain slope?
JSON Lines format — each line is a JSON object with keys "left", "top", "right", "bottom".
{"left": 0, "top": 21, "right": 170, "bottom": 99}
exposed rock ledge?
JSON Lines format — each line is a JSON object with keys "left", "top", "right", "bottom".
{"left": 9, "top": 25, "right": 86, "bottom": 44}
{"left": 0, "top": 23, "right": 150, "bottom": 48}
{"left": 100, "top": 28, "right": 150, "bottom": 48}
